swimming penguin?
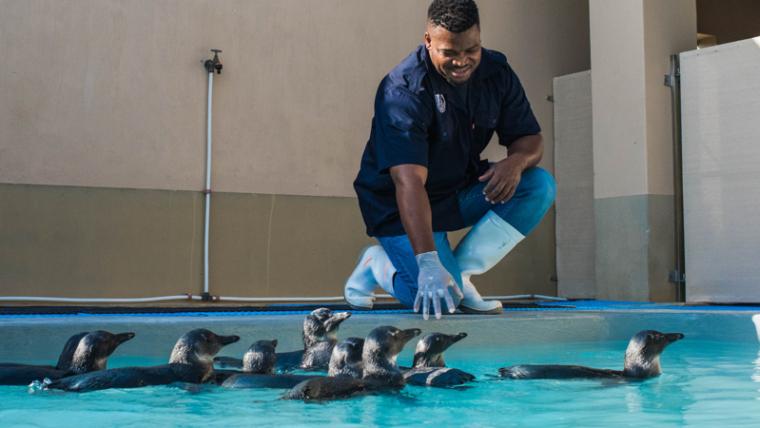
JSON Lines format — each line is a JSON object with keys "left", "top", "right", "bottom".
{"left": 327, "top": 337, "right": 365, "bottom": 378}
{"left": 0, "top": 330, "right": 135, "bottom": 386}
{"left": 403, "top": 332, "right": 475, "bottom": 387}
{"left": 45, "top": 329, "right": 239, "bottom": 392}
{"left": 499, "top": 330, "right": 684, "bottom": 380}
{"left": 242, "top": 339, "right": 278, "bottom": 374}
{"left": 284, "top": 326, "right": 421, "bottom": 401}
{"left": 221, "top": 339, "right": 322, "bottom": 389}
{"left": 215, "top": 308, "right": 351, "bottom": 372}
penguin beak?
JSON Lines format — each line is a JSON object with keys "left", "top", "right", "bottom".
{"left": 400, "top": 328, "right": 422, "bottom": 343}
{"left": 325, "top": 312, "right": 352, "bottom": 331}
{"left": 451, "top": 332, "right": 467, "bottom": 343}
{"left": 218, "top": 335, "right": 241, "bottom": 346}
{"left": 664, "top": 332, "right": 685, "bottom": 344}
{"left": 116, "top": 332, "right": 136, "bottom": 344}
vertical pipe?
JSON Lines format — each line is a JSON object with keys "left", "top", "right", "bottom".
{"left": 203, "top": 71, "right": 214, "bottom": 297}
{"left": 666, "top": 54, "right": 686, "bottom": 301}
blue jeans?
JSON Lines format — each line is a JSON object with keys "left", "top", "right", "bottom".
{"left": 377, "top": 167, "right": 556, "bottom": 308}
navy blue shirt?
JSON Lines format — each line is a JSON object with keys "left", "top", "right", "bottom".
{"left": 354, "top": 45, "right": 540, "bottom": 237}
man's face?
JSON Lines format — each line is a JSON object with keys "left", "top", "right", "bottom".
{"left": 424, "top": 23, "right": 482, "bottom": 85}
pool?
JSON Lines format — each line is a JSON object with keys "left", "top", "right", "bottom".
{"left": 1, "top": 305, "right": 760, "bottom": 427}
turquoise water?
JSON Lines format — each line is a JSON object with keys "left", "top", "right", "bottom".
{"left": 1, "top": 339, "right": 760, "bottom": 427}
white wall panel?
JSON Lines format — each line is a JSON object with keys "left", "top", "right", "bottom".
{"left": 553, "top": 71, "right": 595, "bottom": 298}
{"left": 681, "top": 37, "right": 760, "bottom": 303}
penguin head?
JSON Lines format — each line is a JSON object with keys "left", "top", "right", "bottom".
{"left": 242, "top": 339, "right": 278, "bottom": 374}
{"left": 412, "top": 332, "right": 467, "bottom": 368}
{"left": 302, "top": 308, "right": 352, "bottom": 346}
{"left": 169, "top": 328, "right": 240, "bottom": 366}
{"left": 55, "top": 331, "right": 90, "bottom": 371}
{"left": 362, "top": 326, "right": 421, "bottom": 367}
{"left": 623, "top": 330, "right": 684, "bottom": 378}
{"left": 328, "top": 337, "right": 365, "bottom": 377}
{"left": 69, "top": 330, "right": 136, "bottom": 374}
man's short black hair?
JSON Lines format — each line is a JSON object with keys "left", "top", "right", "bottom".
{"left": 427, "top": 0, "right": 480, "bottom": 33}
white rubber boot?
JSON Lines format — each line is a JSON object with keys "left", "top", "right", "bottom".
{"left": 344, "top": 245, "right": 396, "bottom": 309}
{"left": 454, "top": 211, "right": 525, "bottom": 314}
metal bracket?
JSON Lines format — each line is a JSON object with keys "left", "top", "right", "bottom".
{"left": 669, "top": 270, "right": 685, "bottom": 285}
{"left": 664, "top": 60, "right": 680, "bottom": 88}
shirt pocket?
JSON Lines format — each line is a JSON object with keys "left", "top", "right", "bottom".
{"left": 472, "top": 106, "right": 499, "bottom": 153}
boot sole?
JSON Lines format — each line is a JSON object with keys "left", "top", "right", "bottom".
{"left": 458, "top": 304, "right": 503, "bottom": 315}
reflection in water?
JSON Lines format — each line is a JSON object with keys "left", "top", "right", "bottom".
{"left": 752, "top": 349, "right": 760, "bottom": 400}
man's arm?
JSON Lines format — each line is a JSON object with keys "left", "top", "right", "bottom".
{"left": 389, "top": 164, "right": 435, "bottom": 255}
{"left": 480, "top": 134, "right": 543, "bottom": 203}
{"left": 389, "top": 164, "right": 461, "bottom": 319}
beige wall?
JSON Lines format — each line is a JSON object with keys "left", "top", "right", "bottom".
{"left": 644, "top": 0, "right": 697, "bottom": 196}
{"left": 0, "top": 1, "right": 590, "bottom": 301}
{"left": 0, "top": 184, "right": 556, "bottom": 299}
{"left": 0, "top": 0, "right": 588, "bottom": 196}
{"left": 589, "top": 0, "right": 695, "bottom": 302}
{"left": 589, "top": 0, "right": 648, "bottom": 199}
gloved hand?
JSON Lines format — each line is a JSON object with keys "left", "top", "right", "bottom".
{"left": 414, "top": 251, "right": 464, "bottom": 320}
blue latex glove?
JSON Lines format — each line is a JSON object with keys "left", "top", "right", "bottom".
{"left": 413, "top": 251, "right": 463, "bottom": 320}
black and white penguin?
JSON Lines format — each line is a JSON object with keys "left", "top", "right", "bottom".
{"left": 242, "top": 340, "right": 278, "bottom": 374}
{"left": 221, "top": 339, "right": 320, "bottom": 389}
{"left": 0, "top": 330, "right": 135, "bottom": 386}
{"left": 284, "top": 326, "right": 421, "bottom": 401}
{"left": 499, "top": 330, "right": 685, "bottom": 380}
{"left": 215, "top": 308, "right": 351, "bottom": 372}
{"left": 403, "top": 332, "right": 475, "bottom": 387}
{"left": 327, "top": 337, "right": 365, "bottom": 378}
{"left": 45, "top": 329, "right": 239, "bottom": 392}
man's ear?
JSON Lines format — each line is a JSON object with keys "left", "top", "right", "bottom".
{"left": 424, "top": 32, "right": 432, "bottom": 49}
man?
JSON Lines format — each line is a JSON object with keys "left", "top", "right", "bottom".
{"left": 345, "top": 0, "right": 556, "bottom": 319}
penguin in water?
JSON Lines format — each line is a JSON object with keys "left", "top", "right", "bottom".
{"left": 44, "top": 329, "right": 239, "bottom": 392}
{"left": 284, "top": 326, "right": 421, "bottom": 401}
{"left": 403, "top": 332, "right": 475, "bottom": 387}
{"left": 0, "top": 330, "right": 135, "bottom": 386}
{"left": 221, "top": 339, "right": 321, "bottom": 389}
{"left": 327, "top": 337, "right": 365, "bottom": 378}
{"left": 215, "top": 308, "right": 351, "bottom": 371}
{"left": 222, "top": 337, "right": 366, "bottom": 389}
{"left": 499, "top": 330, "right": 684, "bottom": 380}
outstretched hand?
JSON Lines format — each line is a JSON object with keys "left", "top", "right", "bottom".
{"left": 413, "top": 251, "right": 463, "bottom": 320}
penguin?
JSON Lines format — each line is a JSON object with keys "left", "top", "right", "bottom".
{"left": 220, "top": 339, "right": 321, "bottom": 389}
{"left": 327, "top": 337, "right": 365, "bottom": 378}
{"left": 214, "top": 308, "right": 351, "bottom": 372}
{"left": 45, "top": 329, "right": 239, "bottom": 392}
{"left": 499, "top": 330, "right": 684, "bottom": 380}
{"left": 403, "top": 332, "right": 475, "bottom": 387}
{"left": 0, "top": 330, "right": 135, "bottom": 386}
{"left": 284, "top": 326, "right": 421, "bottom": 401}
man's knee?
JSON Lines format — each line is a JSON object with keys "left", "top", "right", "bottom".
{"left": 523, "top": 167, "right": 557, "bottom": 210}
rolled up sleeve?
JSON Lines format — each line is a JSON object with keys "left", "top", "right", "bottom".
{"left": 497, "top": 65, "right": 541, "bottom": 147}
{"left": 374, "top": 85, "right": 433, "bottom": 173}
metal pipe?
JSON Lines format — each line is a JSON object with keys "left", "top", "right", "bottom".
{"left": 0, "top": 295, "right": 201, "bottom": 303}
{"left": 201, "top": 49, "right": 222, "bottom": 301}
{"left": 203, "top": 69, "right": 213, "bottom": 298}
{"left": 665, "top": 54, "right": 686, "bottom": 302}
